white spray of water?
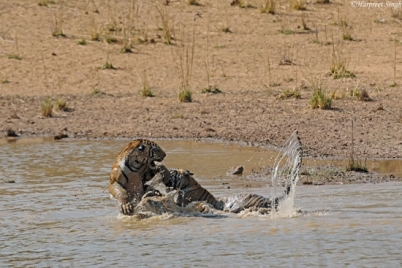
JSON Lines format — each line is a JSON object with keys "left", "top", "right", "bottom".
{"left": 270, "top": 130, "right": 303, "bottom": 218}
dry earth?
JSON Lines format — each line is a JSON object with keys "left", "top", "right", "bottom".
{"left": 1, "top": 0, "right": 402, "bottom": 164}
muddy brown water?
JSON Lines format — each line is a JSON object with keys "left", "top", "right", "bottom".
{"left": 1, "top": 139, "right": 401, "bottom": 267}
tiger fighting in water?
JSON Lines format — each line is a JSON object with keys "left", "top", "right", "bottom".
{"left": 109, "top": 134, "right": 302, "bottom": 216}
{"left": 108, "top": 139, "right": 169, "bottom": 215}
{"left": 144, "top": 168, "right": 293, "bottom": 214}
{"left": 145, "top": 168, "right": 225, "bottom": 210}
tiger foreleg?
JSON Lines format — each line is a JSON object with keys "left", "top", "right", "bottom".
{"left": 109, "top": 182, "right": 134, "bottom": 215}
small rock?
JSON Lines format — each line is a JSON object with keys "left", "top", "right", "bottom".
{"left": 54, "top": 133, "right": 68, "bottom": 140}
{"left": 227, "top": 166, "right": 244, "bottom": 175}
{"left": 5, "top": 128, "right": 19, "bottom": 138}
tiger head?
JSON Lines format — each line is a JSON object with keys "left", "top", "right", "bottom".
{"left": 119, "top": 139, "right": 166, "bottom": 173}
{"left": 167, "top": 168, "right": 195, "bottom": 189}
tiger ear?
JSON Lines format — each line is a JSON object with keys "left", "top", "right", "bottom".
{"left": 138, "top": 145, "right": 145, "bottom": 151}
{"left": 185, "top": 170, "right": 194, "bottom": 176}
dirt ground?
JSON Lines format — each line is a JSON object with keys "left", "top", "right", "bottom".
{"left": 1, "top": 0, "right": 402, "bottom": 164}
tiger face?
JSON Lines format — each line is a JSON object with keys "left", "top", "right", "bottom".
{"left": 118, "top": 139, "right": 166, "bottom": 173}
{"left": 109, "top": 139, "right": 167, "bottom": 215}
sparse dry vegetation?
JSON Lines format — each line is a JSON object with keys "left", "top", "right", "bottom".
{"left": 1, "top": 0, "right": 402, "bottom": 161}
{"left": 173, "top": 26, "right": 195, "bottom": 102}
{"left": 139, "top": 71, "right": 154, "bottom": 97}
{"left": 156, "top": 4, "right": 174, "bottom": 45}
{"left": 347, "top": 120, "right": 368, "bottom": 172}
{"left": 41, "top": 97, "right": 53, "bottom": 117}
{"left": 290, "top": 0, "right": 306, "bottom": 10}
{"left": 38, "top": 0, "right": 55, "bottom": 7}
{"left": 55, "top": 98, "right": 68, "bottom": 111}
{"left": 277, "top": 89, "right": 301, "bottom": 100}
{"left": 51, "top": 4, "right": 65, "bottom": 37}
{"left": 259, "top": 0, "right": 275, "bottom": 14}
{"left": 330, "top": 43, "right": 355, "bottom": 79}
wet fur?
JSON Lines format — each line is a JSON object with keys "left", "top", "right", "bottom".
{"left": 108, "top": 139, "right": 167, "bottom": 215}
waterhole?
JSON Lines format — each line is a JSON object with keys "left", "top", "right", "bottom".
{"left": 0, "top": 138, "right": 401, "bottom": 267}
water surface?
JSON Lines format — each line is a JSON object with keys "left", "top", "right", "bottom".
{"left": 0, "top": 139, "right": 401, "bottom": 267}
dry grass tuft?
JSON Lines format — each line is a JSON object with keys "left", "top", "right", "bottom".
{"left": 277, "top": 89, "right": 301, "bottom": 100}
{"left": 187, "top": 0, "right": 201, "bottom": 6}
{"left": 259, "top": 0, "right": 275, "bottom": 14}
{"left": 201, "top": 86, "right": 222, "bottom": 94}
{"left": 310, "top": 87, "right": 332, "bottom": 109}
{"left": 38, "top": 0, "right": 55, "bottom": 7}
{"left": 51, "top": 5, "right": 65, "bottom": 37}
{"left": 55, "top": 98, "right": 68, "bottom": 111}
{"left": 41, "top": 97, "right": 53, "bottom": 117}
{"left": 330, "top": 44, "right": 355, "bottom": 79}
{"left": 139, "top": 71, "right": 154, "bottom": 97}
{"left": 347, "top": 120, "right": 368, "bottom": 172}
{"left": 290, "top": 0, "right": 306, "bottom": 10}
{"left": 308, "top": 77, "right": 332, "bottom": 109}
{"left": 178, "top": 89, "right": 192, "bottom": 102}
{"left": 156, "top": 4, "right": 173, "bottom": 45}
{"left": 173, "top": 26, "right": 195, "bottom": 103}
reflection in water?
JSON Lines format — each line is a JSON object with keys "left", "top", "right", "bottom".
{"left": 0, "top": 139, "right": 402, "bottom": 267}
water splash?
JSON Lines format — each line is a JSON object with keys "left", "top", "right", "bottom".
{"left": 271, "top": 130, "right": 303, "bottom": 218}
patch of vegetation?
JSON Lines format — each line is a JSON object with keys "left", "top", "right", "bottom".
{"left": 200, "top": 106, "right": 208, "bottom": 115}
{"left": 1, "top": 79, "right": 10, "bottom": 84}
{"left": 230, "top": 0, "right": 255, "bottom": 8}
{"left": 346, "top": 120, "right": 368, "bottom": 173}
{"left": 156, "top": 4, "right": 173, "bottom": 45}
{"left": 259, "top": 0, "right": 275, "bottom": 14}
{"left": 201, "top": 86, "right": 222, "bottom": 94}
{"left": 283, "top": 77, "right": 294, "bottom": 82}
{"left": 55, "top": 98, "right": 68, "bottom": 111}
{"left": 278, "top": 29, "right": 294, "bottom": 35}
{"left": 102, "top": 62, "right": 115, "bottom": 70}
{"left": 38, "top": 0, "right": 55, "bottom": 7}
{"left": 139, "top": 71, "right": 154, "bottom": 97}
{"left": 342, "top": 25, "right": 353, "bottom": 41}
{"left": 221, "top": 26, "right": 232, "bottom": 33}
{"left": 171, "top": 111, "right": 185, "bottom": 119}
{"left": 173, "top": 28, "right": 195, "bottom": 103}
{"left": 7, "top": 54, "right": 22, "bottom": 60}
{"left": 277, "top": 89, "right": 301, "bottom": 100}
{"left": 120, "top": 28, "right": 133, "bottom": 53}
{"left": 77, "top": 39, "right": 87, "bottom": 45}
{"left": 350, "top": 87, "right": 371, "bottom": 101}
{"left": 41, "top": 97, "right": 53, "bottom": 117}
{"left": 290, "top": 0, "right": 306, "bottom": 10}
{"left": 187, "top": 0, "right": 201, "bottom": 6}
{"left": 330, "top": 44, "right": 355, "bottom": 79}
{"left": 105, "top": 37, "right": 118, "bottom": 43}
{"left": 91, "top": 89, "right": 105, "bottom": 96}
{"left": 346, "top": 157, "right": 368, "bottom": 172}
{"left": 310, "top": 85, "right": 332, "bottom": 109}
{"left": 178, "top": 89, "right": 192, "bottom": 102}
{"left": 51, "top": 7, "right": 65, "bottom": 37}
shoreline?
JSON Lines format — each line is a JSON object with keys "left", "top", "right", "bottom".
{"left": 2, "top": 135, "right": 401, "bottom": 185}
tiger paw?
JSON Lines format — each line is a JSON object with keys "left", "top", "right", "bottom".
{"left": 119, "top": 202, "right": 134, "bottom": 215}
{"left": 143, "top": 189, "right": 163, "bottom": 199}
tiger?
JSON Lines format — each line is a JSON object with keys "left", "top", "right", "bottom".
{"left": 220, "top": 186, "right": 291, "bottom": 214}
{"left": 145, "top": 168, "right": 225, "bottom": 210}
{"left": 143, "top": 169, "right": 290, "bottom": 214}
{"left": 108, "top": 139, "right": 169, "bottom": 215}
